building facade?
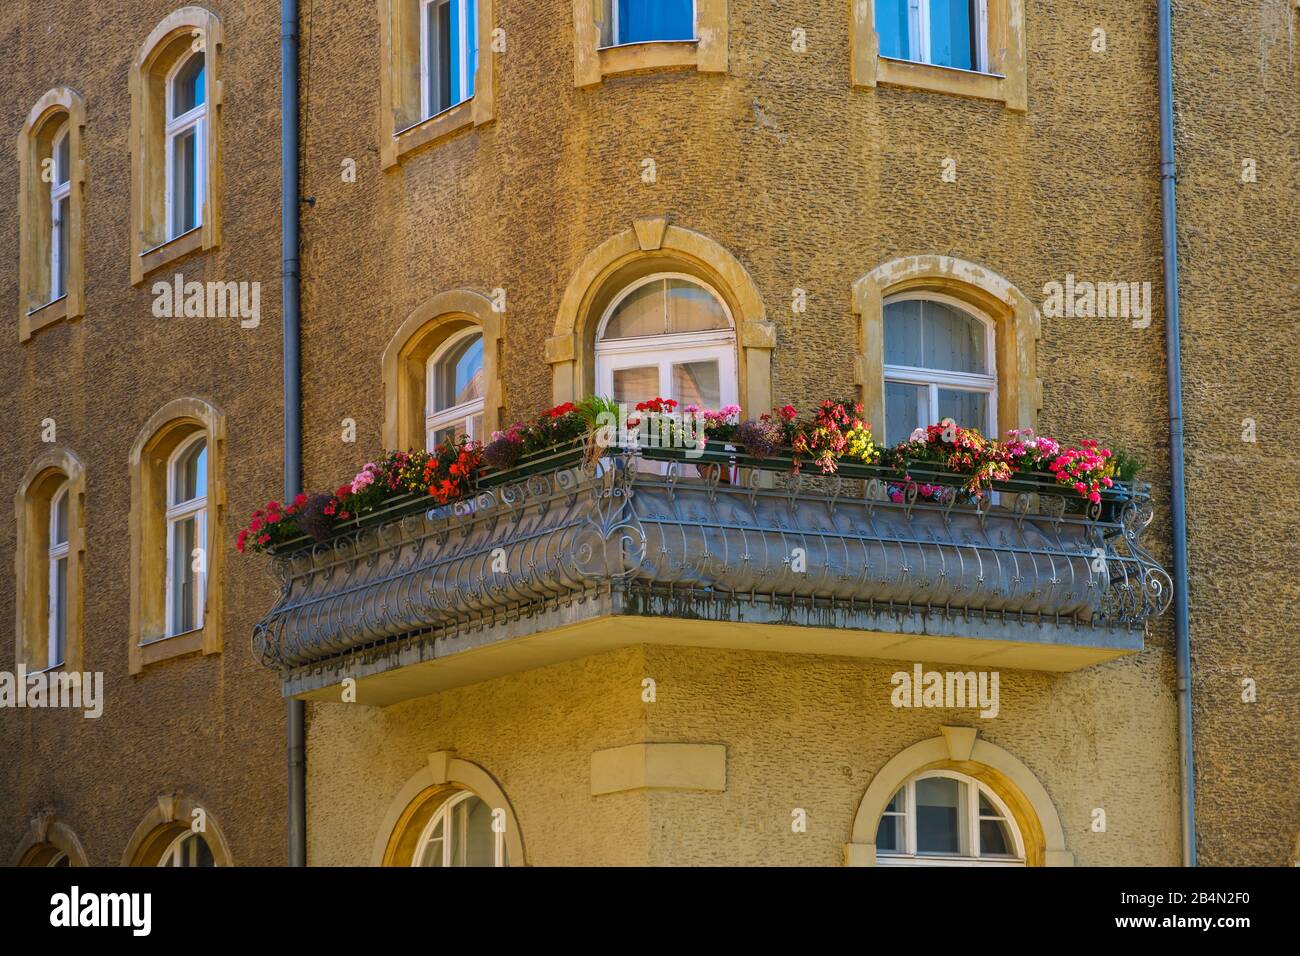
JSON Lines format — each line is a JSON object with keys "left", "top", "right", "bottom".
{"left": 3, "top": 1, "right": 1296, "bottom": 867}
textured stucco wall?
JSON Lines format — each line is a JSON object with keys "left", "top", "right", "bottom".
{"left": 306, "top": 643, "right": 1182, "bottom": 866}
{"left": 296, "top": 0, "right": 1188, "bottom": 864}
{"left": 305, "top": 645, "right": 651, "bottom": 866}
{"left": 0, "top": 0, "right": 287, "bottom": 865}
{"left": 1169, "top": 0, "right": 1300, "bottom": 866}
{"left": 1, "top": 0, "right": 1292, "bottom": 867}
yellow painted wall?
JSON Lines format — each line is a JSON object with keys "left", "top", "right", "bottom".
{"left": 307, "top": 642, "right": 1182, "bottom": 866}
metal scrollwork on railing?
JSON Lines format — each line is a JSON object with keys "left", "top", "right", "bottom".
{"left": 252, "top": 449, "right": 1174, "bottom": 674}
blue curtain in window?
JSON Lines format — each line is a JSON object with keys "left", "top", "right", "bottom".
{"left": 618, "top": 0, "right": 694, "bottom": 45}
{"left": 447, "top": 0, "right": 477, "bottom": 104}
{"left": 929, "top": 0, "right": 975, "bottom": 70}
{"left": 875, "top": 0, "right": 910, "bottom": 60}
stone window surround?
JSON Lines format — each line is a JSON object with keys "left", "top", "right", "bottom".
{"left": 372, "top": 751, "right": 526, "bottom": 866}
{"left": 853, "top": 254, "right": 1042, "bottom": 439}
{"left": 572, "top": 0, "right": 728, "bottom": 87}
{"left": 844, "top": 726, "right": 1074, "bottom": 867}
{"left": 14, "top": 448, "right": 87, "bottom": 674}
{"left": 547, "top": 217, "right": 774, "bottom": 416}
{"left": 382, "top": 289, "right": 504, "bottom": 451}
{"left": 17, "top": 88, "right": 87, "bottom": 341}
{"left": 130, "top": 6, "right": 224, "bottom": 285}
{"left": 128, "top": 398, "right": 227, "bottom": 674}
{"left": 377, "top": 0, "right": 498, "bottom": 169}
{"left": 11, "top": 811, "right": 90, "bottom": 867}
{"left": 851, "top": 0, "right": 1028, "bottom": 111}
{"left": 121, "top": 792, "right": 234, "bottom": 866}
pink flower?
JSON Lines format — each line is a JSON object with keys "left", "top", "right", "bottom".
{"left": 1089, "top": 492, "right": 1102, "bottom": 504}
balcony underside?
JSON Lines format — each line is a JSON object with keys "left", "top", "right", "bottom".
{"left": 255, "top": 453, "right": 1171, "bottom": 706}
{"left": 284, "top": 587, "right": 1144, "bottom": 705}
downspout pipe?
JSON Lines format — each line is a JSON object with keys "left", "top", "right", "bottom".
{"left": 1157, "top": 0, "right": 1197, "bottom": 867}
{"left": 281, "top": 0, "right": 307, "bottom": 867}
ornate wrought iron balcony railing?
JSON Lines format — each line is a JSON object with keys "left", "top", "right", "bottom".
{"left": 253, "top": 447, "right": 1173, "bottom": 701}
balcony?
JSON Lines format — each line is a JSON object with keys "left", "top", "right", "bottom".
{"left": 251, "top": 442, "right": 1172, "bottom": 705}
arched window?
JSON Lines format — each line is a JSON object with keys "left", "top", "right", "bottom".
{"left": 47, "top": 482, "right": 70, "bottom": 669}
{"left": 17, "top": 88, "right": 85, "bottom": 337}
{"left": 411, "top": 788, "right": 506, "bottom": 867}
{"left": 875, "top": 770, "right": 1024, "bottom": 866}
{"left": 166, "top": 50, "right": 206, "bottom": 239}
{"left": 158, "top": 831, "right": 216, "bottom": 867}
{"left": 166, "top": 434, "right": 208, "bottom": 637}
{"left": 595, "top": 274, "right": 738, "bottom": 410}
{"left": 425, "top": 327, "right": 485, "bottom": 447}
{"left": 131, "top": 7, "right": 222, "bottom": 283}
{"left": 882, "top": 294, "right": 997, "bottom": 445}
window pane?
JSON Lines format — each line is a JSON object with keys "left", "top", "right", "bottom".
{"left": 51, "top": 556, "right": 67, "bottom": 667}
{"left": 56, "top": 196, "right": 70, "bottom": 298}
{"left": 885, "top": 381, "right": 926, "bottom": 445}
{"left": 172, "top": 516, "right": 198, "bottom": 633}
{"left": 922, "top": 301, "right": 986, "bottom": 373}
{"left": 979, "top": 817, "right": 1015, "bottom": 857}
{"left": 875, "top": 0, "right": 911, "bottom": 60}
{"left": 673, "top": 361, "right": 720, "bottom": 409}
{"left": 612, "top": 365, "right": 659, "bottom": 405}
{"left": 52, "top": 493, "right": 68, "bottom": 546}
{"left": 936, "top": 388, "right": 988, "bottom": 433}
{"left": 978, "top": 792, "right": 997, "bottom": 816}
{"left": 174, "top": 440, "right": 207, "bottom": 504}
{"left": 172, "top": 53, "right": 205, "bottom": 116}
{"left": 417, "top": 818, "right": 446, "bottom": 866}
{"left": 434, "top": 334, "right": 485, "bottom": 411}
{"left": 929, "top": 0, "right": 976, "bottom": 70}
{"left": 665, "top": 279, "right": 729, "bottom": 333}
{"left": 55, "top": 134, "right": 70, "bottom": 185}
{"left": 461, "top": 796, "right": 496, "bottom": 866}
{"left": 615, "top": 0, "right": 694, "bottom": 45}
{"left": 915, "top": 776, "right": 964, "bottom": 854}
{"left": 875, "top": 813, "right": 902, "bottom": 852}
{"left": 884, "top": 299, "right": 924, "bottom": 367}
{"left": 605, "top": 280, "right": 666, "bottom": 339}
{"left": 172, "top": 128, "right": 198, "bottom": 235}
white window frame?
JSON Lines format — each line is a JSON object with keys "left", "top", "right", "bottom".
{"left": 885, "top": 0, "right": 988, "bottom": 73}
{"left": 876, "top": 770, "right": 1025, "bottom": 866}
{"left": 411, "top": 789, "right": 506, "bottom": 867}
{"left": 164, "top": 50, "right": 207, "bottom": 241}
{"left": 602, "top": 0, "right": 699, "bottom": 49}
{"left": 883, "top": 291, "right": 997, "bottom": 441}
{"left": 158, "top": 831, "right": 214, "bottom": 867}
{"left": 425, "top": 327, "right": 486, "bottom": 450}
{"left": 47, "top": 482, "right": 70, "bottom": 670}
{"left": 164, "top": 433, "right": 208, "bottom": 638}
{"left": 420, "top": 0, "right": 474, "bottom": 121}
{"left": 595, "top": 273, "right": 739, "bottom": 410}
{"left": 49, "top": 123, "right": 71, "bottom": 304}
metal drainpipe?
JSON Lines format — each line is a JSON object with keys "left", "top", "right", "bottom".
{"left": 281, "top": 0, "right": 307, "bottom": 867}
{"left": 1157, "top": 0, "right": 1196, "bottom": 867}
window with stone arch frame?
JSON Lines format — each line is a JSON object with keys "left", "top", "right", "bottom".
{"left": 17, "top": 87, "right": 86, "bottom": 340}
{"left": 129, "top": 6, "right": 224, "bottom": 285}
{"left": 410, "top": 787, "right": 507, "bottom": 867}
{"left": 874, "top": 769, "right": 1025, "bottom": 866}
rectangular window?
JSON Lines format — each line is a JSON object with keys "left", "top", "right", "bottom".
{"left": 49, "top": 556, "right": 68, "bottom": 668}
{"left": 168, "top": 512, "right": 205, "bottom": 635}
{"left": 876, "top": 0, "right": 985, "bottom": 72}
{"left": 422, "top": 0, "right": 477, "bottom": 118}
{"left": 600, "top": 0, "right": 696, "bottom": 48}
{"left": 171, "top": 127, "right": 199, "bottom": 236}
